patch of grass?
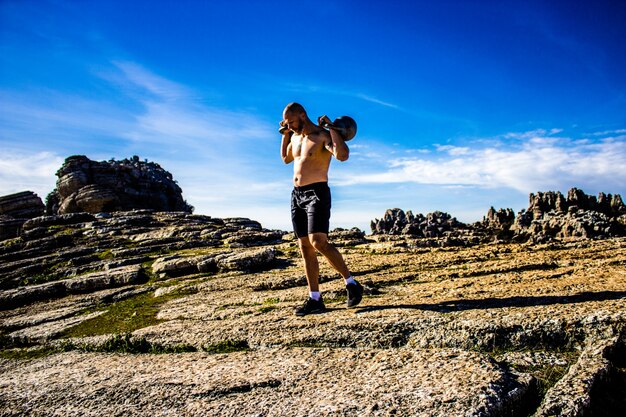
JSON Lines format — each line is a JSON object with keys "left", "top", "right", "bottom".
{"left": 202, "top": 339, "right": 249, "bottom": 354}
{"left": 141, "top": 260, "right": 161, "bottom": 283}
{"left": 60, "top": 291, "right": 182, "bottom": 338}
{"left": 0, "top": 237, "right": 23, "bottom": 248}
{"left": 18, "top": 273, "right": 49, "bottom": 286}
{"left": 0, "top": 345, "right": 61, "bottom": 360}
{"left": 97, "top": 249, "right": 114, "bottom": 260}
{"left": 64, "top": 333, "right": 197, "bottom": 354}
{"left": 487, "top": 347, "right": 578, "bottom": 398}
{"left": 258, "top": 305, "right": 277, "bottom": 313}
{"left": 512, "top": 363, "right": 571, "bottom": 397}
{"left": 263, "top": 297, "right": 280, "bottom": 305}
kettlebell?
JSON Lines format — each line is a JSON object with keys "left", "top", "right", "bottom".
{"left": 318, "top": 115, "right": 357, "bottom": 141}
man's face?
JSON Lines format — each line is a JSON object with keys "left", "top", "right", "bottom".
{"left": 283, "top": 111, "right": 303, "bottom": 134}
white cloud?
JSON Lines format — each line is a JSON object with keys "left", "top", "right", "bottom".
{"left": 586, "top": 129, "right": 626, "bottom": 136}
{"left": 0, "top": 151, "right": 64, "bottom": 199}
{"left": 337, "top": 132, "right": 626, "bottom": 195}
{"left": 435, "top": 145, "right": 471, "bottom": 156}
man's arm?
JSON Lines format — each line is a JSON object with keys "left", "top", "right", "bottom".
{"left": 281, "top": 131, "right": 294, "bottom": 164}
{"left": 325, "top": 129, "right": 349, "bottom": 162}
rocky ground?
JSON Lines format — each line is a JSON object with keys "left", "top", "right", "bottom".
{"left": 0, "top": 210, "right": 625, "bottom": 416}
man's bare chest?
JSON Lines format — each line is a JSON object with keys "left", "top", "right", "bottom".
{"left": 293, "top": 135, "right": 328, "bottom": 159}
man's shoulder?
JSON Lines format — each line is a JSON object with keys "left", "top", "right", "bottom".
{"left": 312, "top": 127, "right": 331, "bottom": 142}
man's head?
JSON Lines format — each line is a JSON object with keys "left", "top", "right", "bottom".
{"left": 283, "top": 102, "right": 307, "bottom": 134}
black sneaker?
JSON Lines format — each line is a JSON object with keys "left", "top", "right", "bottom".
{"left": 294, "top": 297, "right": 326, "bottom": 316}
{"left": 346, "top": 281, "right": 364, "bottom": 308}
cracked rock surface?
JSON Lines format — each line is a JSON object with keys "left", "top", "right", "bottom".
{"left": 1, "top": 211, "right": 625, "bottom": 416}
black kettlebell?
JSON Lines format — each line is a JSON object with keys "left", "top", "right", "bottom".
{"left": 318, "top": 115, "right": 357, "bottom": 141}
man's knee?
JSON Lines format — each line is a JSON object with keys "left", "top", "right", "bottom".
{"left": 308, "top": 233, "right": 331, "bottom": 252}
{"left": 298, "top": 237, "right": 314, "bottom": 252}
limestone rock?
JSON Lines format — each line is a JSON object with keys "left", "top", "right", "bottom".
{"left": 0, "top": 191, "right": 45, "bottom": 240}
{"left": 215, "top": 247, "right": 276, "bottom": 272}
{"left": 0, "top": 265, "right": 146, "bottom": 309}
{"left": 0, "top": 191, "right": 45, "bottom": 219}
{"left": 483, "top": 207, "right": 515, "bottom": 229}
{"left": 0, "top": 216, "right": 26, "bottom": 241}
{"left": 370, "top": 208, "right": 465, "bottom": 238}
{"left": 223, "top": 230, "right": 285, "bottom": 248}
{"left": 513, "top": 188, "right": 626, "bottom": 242}
{"left": 47, "top": 155, "right": 193, "bottom": 215}
{"left": 329, "top": 227, "right": 368, "bottom": 246}
{"left": 152, "top": 247, "right": 277, "bottom": 277}
{"left": 372, "top": 188, "right": 626, "bottom": 244}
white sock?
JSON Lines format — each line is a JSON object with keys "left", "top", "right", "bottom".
{"left": 309, "top": 291, "right": 321, "bottom": 301}
{"left": 345, "top": 276, "right": 357, "bottom": 285}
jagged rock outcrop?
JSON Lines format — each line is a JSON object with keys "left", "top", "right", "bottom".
{"left": 511, "top": 188, "right": 626, "bottom": 242}
{"left": 46, "top": 155, "right": 193, "bottom": 215}
{"left": 372, "top": 189, "right": 626, "bottom": 244}
{"left": 483, "top": 207, "right": 515, "bottom": 229}
{"left": 0, "top": 191, "right": 45, "bottom": 240}
{"left": 370, "top": 209, "right": 466, "bottom": 237}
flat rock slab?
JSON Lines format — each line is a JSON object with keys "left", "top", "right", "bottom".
{"left": 0, "top": 265, "right": 145, "bottom": 309}
{"left": 0, "top": 348, "right": 531, "bottom": 417}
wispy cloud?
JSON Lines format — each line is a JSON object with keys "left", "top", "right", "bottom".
{"left": 106, "top": 61, "right": 274, "bottom": 151}
{"left": 0, "top": 150, "right": 64, "bottom": 199}
{"left": 336, "top": 131, "right": 626, "bottom": 194}
{"left": 113, "top": 61, "right": 191, "bottom": 101}
{"left": 281, "top": 81, "right": 401, "bottom": 110}
{"left": 354, "top": 93, "right": 400, "bottom": 109}
{"left": 0, "top": 60, "right": 287, "bottom": 226}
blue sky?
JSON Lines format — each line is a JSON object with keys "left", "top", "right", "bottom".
{"left": 1, "top": 0, "right": 625, "bottom": 231}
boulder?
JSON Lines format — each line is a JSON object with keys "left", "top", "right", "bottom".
{"left": 152, "top": 247, "right": 277, "bottom": 277}
{"left": 47, "top": 155, "right": 193, "bottom": 215}
{"left": 483, "top": 207, "right": 515, "bottom": 229}
{"left": 0, "top": 191, "right": 45, "bottom": 219}
{"left": 0, "top": 192, "right": 45, "bottom": 240}
{"left": 215, "top": 247, "right": 276, "bottom": 271}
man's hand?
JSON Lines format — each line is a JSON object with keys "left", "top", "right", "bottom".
{"left": 279, "top": 120, "right": 292, "bottom": 135}
{"left": 317, "top": 115, "right": 332, "bottom": 128}
{"left": 280, "top": 120, "right": 294, "bottom": 164}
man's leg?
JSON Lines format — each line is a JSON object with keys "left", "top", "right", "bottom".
{"left": 294, "top": 236, "right": 326, "bottom": 316}
{"left": 298, "top": 236, "right": 320, "bottom": 292}
{"left": 308, "top": 232, "right": 350, "bottom": 279}
{"left": 309, "top": 232, "right": 363, "bottom": 308}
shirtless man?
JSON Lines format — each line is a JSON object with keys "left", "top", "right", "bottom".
{"left": 280, "top": 102, "right": 363, "bottom": 316}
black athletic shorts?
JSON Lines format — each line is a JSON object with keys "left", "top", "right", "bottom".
{"left": 291, "top": 182, "right": 331, "bottom": 238}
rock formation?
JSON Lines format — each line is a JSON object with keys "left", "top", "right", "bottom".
{"left": 46, "top": 155, "right": 193, "bottom": 215}
{"left": 510, "top": 188, "right": 626, "bottom": 241}
{"left": 372, "top": 188, "right": 626, "bottom": 244}
{"left": 0, "top": 191, "right": 45, "bottom": 240}
{"left": 370, "top": 209, "right": 466, "bottom": 237}
{"left": 0, "top": 191, "right": 45, "bottom": 219}
{"left": 0, "top": 210, "right": 285, "bottom": 296}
